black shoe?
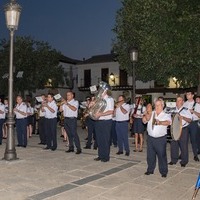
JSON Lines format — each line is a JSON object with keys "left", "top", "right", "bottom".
{"left": 125, "top": 152, "right": 130, "bottom": 156}
{"left": 161, "top": 174, "right": 167, "bottom": 178}
{"left": 17, "top": 144, "right": 21, "bottom": 147}
{"left": 194, "top": 156, "right": 199, "bottom": 162}
{"left": 168, "top": 161, "right": 175, "bottom": 165}
{"left": 93, "top": 147, "right": 97, "bottom": 150}
{"left": 51, "top": 148, "right": 56, "bottom": 151}
{"left": 94, "top": 157, "right": 101, "bottom": 161}
{"left": 144, "top": 171, "right": 153, "bottom": 175}
{"left": 83, "top": 146, "right": 91, "bottom": 149}
{"left": 66, "top": 149, "right": 74, "bottom": 153}
{"left": 116, "top": 151, "right": 123, "bottom": 155}
{"left": 43, "top": 147, "right": 50, "bottom": 150}
{"left": 101, "top": 159, "right": 109, "bottom": 162}
{"left": 181, "top": 164, "right": 186, "bottom": 167}
{"left": 76, "top": 150, "right": 82, "bottom": 154}
{"left": 23, "top": 145, "right": 26, "bottom": 148}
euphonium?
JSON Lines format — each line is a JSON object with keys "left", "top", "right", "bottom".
{"left": 89, "top": 81, "right": 111, "bottom": 120}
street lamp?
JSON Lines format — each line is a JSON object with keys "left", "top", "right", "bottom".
{"left": 3, "top": 0, "right": 22, "bottom": 161}
{"left": 130, "top": 47, "right": 138, "bottom": 103}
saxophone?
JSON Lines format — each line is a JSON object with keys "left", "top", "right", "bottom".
{"left": 89, "top": 81, "right": 111, "bottom": 120}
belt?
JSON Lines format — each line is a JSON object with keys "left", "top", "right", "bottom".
{"left": 65, "top": 117, "right": 76, "bottom": 119}
{"left": 116, "top": 120, "right": 129, "bottom": 123}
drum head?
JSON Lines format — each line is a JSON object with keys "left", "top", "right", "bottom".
{"left": 171, "top": 113, "right": 182, "bottom": 141}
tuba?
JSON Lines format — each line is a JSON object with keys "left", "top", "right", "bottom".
{"left": 89, "top": 81, "right": 111, "bottom": 120}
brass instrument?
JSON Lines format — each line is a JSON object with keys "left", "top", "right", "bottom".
{"left": 89, "top": 81, "right": 111, "bottom": 120}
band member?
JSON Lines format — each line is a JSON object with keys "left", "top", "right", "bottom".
{"left": 195, "top": 96, "right": 200, "bottom": 152}
{"left": 184, "top": 91, "right": 200, "bottom": 161}
{"left": 42, "top": 93, "right": 58, "bottom": 151}
{"left": 3, "top": 98, "right": 8, "bottom": 139}
{"left": 83, "top": 96, "right": 97, "bottom": 149}
{"left": 143, "top": 99, "right": 171, "bottom": 178}
{"left": 94, "top": 89, "right": 114, "bottom": 162}
{"left": 38, "top": 95, "right": 46, "bottom": 145}
{"left": 26, "top": 101, "right": 34, "bottom": 138}
{"left": 0, "top": 98, "right": 6, "bottom": 145}
{"left": 131, "top": 97, "right": 146, "bottom": 152}
{"left": 60, "top": 91, "right": 82, "bottom": 154}
{"left": 14, "top": 95, "right": 28, "bottom": 148}
{"left": 168, "top": 96, "right": 192, "bottom": 167}
{"left": 115, "top": 95, "right": 130, "bottom": 156}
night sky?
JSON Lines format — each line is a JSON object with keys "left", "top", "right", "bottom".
{"left": 0, "top": 0, "right": 122, "bottom": 60}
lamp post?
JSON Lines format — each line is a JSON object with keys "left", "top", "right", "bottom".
{"left": 130, "top": 47, "right": 138, "bottom": 104}
{"left": 4, "top": 0, "right": 22, "bottom": 161}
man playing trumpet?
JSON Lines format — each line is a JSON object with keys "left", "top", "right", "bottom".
{"left": 168, "top": 96, "right": 192, "bottom": 167}
{"left": 143, "top": 99, "right": 171, "bottom": 178}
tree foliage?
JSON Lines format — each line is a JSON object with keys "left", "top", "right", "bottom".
{"left": 0, "top": 36, "right": 64, "bottom": 96}
{"left": 113, "top": 0, "right": 200, "bottom": 89}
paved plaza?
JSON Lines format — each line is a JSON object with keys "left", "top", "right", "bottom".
{"left": 0, "top": 122, "right": 200, "bottom": 200}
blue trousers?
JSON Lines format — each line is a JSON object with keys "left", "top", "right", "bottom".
{"left": 170, "top": 127, "right": 188, "bottom": 165}
{"left": 16, "top": 118, "right": 27, "bottom": 147}
{"left": 0, "top": 119, "right": 5, "bottom": 144}
{"left": 188, "top": 121, "right": 198, "bottom": 157}
{"left": 147, "top": 135, "right": 168, "bottom": 175}
{"left": 116, "top": 121, "right": 129, "bottom": 153}
{"left": 111, "top": 120, "right": 117, "bottom": 146}
{"left": 45, "top": 118, "right": 57, "bottom": 150}
{"left": 64, "top": 117, "right": 81, "bottom": 151}
{"left": 95, "top": 119, "right": 112, "bottom": 161}
{"left": 86, "top": 118, "right": 97, "bottom": 148}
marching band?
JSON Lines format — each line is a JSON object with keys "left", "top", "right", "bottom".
{"left": 0, "top": 84, "right": 200, "bottom": 178}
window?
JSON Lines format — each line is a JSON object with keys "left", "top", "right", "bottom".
{"left": 84, "top": 69, "right": 91, "bottom": 87}
{"left": 119, "top": 69, "right": 127, "bottom": 86}
{"left": 101, "top": 68, "right": 108, "bottom": 82}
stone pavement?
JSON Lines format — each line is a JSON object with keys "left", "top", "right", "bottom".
{"left": 0, "top": 123, "right": 200, "bottom": 200}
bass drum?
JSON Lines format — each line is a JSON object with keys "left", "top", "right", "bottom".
{"left": 170, "top": 113, "right": 182, "bottom": 141}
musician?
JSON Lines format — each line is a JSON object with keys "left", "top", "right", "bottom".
{"left": 143, "top": 99, "right": 171, "bottom": 178}
{"left": 130, "top": 97, "right": 146, "bottom": 152}
{"left": 38, "top": 95, "right": 46, "bottom": 145}
{"left": 195, "top": 96, "right": 200, "bottom": 153}
{"left": 168, "top": 96, "right": 192, "bottom": 167}
{"left": 184, "top": 91, "right": 200, "bottom": 162}
{"left": 94, "top": 89, "right": 114, "bottom": 162}
{"left": 42, "top": 93, "right": 58, "bottom": 151}
{"left": 60, "top": 91, "right": 82, "bottom": 154}
{"left": 115, "top": 95, "right": 130, "bottom": 156}
{"left": 83, "top": 96, "right": 97, "bottom": 149}
{"left": 0, "top": 98, "right": 6, "bottom": 145}
{"left": 14, "top": 95, "right": 28, "bottom": 148}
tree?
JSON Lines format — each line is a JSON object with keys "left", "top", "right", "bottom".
{"left": 0, "top": 36, "right": 64, "bottom": 96}
{"left": 113, "top": 0, "right": 200, "bottom": 94}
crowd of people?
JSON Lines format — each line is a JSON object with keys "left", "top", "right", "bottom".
{"left": 0, "top": 88, "right": 200, "bottom": 178}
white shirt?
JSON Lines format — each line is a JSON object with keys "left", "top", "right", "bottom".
{"left": 184, "top": 100, "right": 200, "bottom": 121}
{"left": 147, "top": 111, "right": 171, "bottom": 138}
{"left": 27, "top": 106, "right": 34, "bottom": 116}
{"left": 15, "top": 102, "right": 27, "bottom": 119}
{"left": 115, "top": 103, "right": 130, "bottom": 121}
{"left": 62, "top": 99, "right": 79, "bottom": 118}
{"left": 44, "top": 100, "right": 58, "bottom": 119}
{"left": 99, "top": 95, "right": 114, "bottom": 120}
{"left": 174, "top": 106, "right": 192, "bottom": 127}
{"left": 0, "top": 103, "right": 5, "bottom": 119}
{"left": 131, "top": 104, "right": 146, "bottom": 118}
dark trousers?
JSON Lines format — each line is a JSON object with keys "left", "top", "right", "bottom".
{"left": 170, "top": 127, "right": 188, "bottom": 165}
{"left": 95, "top": 119, "right": 112, "bottom": 161}
{"left": 45, "top": 118, "right": 57, "bottom": 150}
{"left": 196, "top": 124, "right": 200, "bottom": 152}
{"left": 38, "top": 117, "right": 46, "bottom": 144}
{"left": 86, "top": 118, "right": 97, "bottom": 148}
{"left": 16, "top": 118, "right": 27, "bottom": 146}
{"left": 188, "top": 121, "right": 198, "bottom": 157}
{"left": 147, "top": 135, "right": 168, "bottom": 175}
{"left": 64, "top": 117, "right": 81, "bottom": 151}
{"left": 116, "top": 121, "right": 129, "bottom": 153}
{"left": 0, "top": 119, "right": 5, "bottom": 144}
{"left": 111, "top": 120, "right": 117, "bottom": 146}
